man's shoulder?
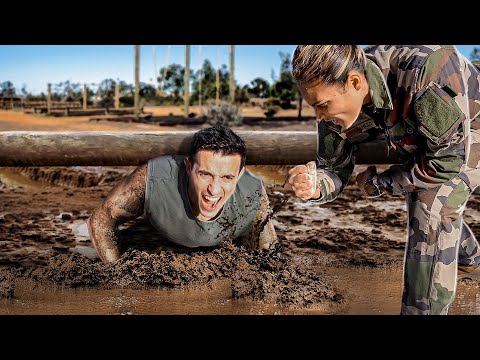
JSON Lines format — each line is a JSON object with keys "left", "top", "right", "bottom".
{"left": 148, "top": 155, "right": 185, "bottom": 165}
{"left": 147, "top": 155, "right": 185, "bottom": 180}
{"left": 236, "top": 168, "right": 263, "bottom": 194}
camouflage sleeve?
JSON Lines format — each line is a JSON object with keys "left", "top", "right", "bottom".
{"left": 377, "top": 46, "right": 468, "bottom": 195}
{"left": 310, "top": 121, "right": 355, "bottom": 203}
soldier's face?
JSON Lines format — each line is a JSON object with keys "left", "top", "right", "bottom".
{"left": 185, "top": 150, "right": 245, "bottom": 222}
{"left": 300, "top": 72, "right": 368, "bottom": 130}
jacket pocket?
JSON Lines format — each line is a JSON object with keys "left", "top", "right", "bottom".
{"left": 413, "top": 81, "right": 463, "bottom": 145}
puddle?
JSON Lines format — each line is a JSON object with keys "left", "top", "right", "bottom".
{"left": 66, "top": 220, "right": 99, "bottom": 259}
{"left": 68, "top": 221, "right": 89, "bottom": 241}
{"left": 0, "top": 168, "right": 48, "bottom": 189}
{"left": 1, "top": 266, "right": 477, "bottom": 315}
{"left": 320, "top": 266, "right": 480, "bottom": 315}
{"left": 0, "top": 279, "right": 329, "bottom": 315}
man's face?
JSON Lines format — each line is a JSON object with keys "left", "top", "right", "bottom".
{"left": 185, "top": 150, "right": 244, "bottom": 221}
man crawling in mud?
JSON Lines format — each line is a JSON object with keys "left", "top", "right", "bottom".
{"left": 87, "top": 125, "right": 277, "bottom": 263}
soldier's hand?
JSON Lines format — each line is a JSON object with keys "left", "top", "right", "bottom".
{"left": 288, "top": 161, "right": 318, "bottom": 201}
{"left": 356, "top": 165, "right": 383, "bottom": 198}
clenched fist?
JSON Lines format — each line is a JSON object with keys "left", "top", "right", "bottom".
{"left": 288, "top": 161, "right": 320, "bottom": 201}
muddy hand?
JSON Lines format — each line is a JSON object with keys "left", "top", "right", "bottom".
{"left": 288, "top": 161, "right": 318, "bottom": 201}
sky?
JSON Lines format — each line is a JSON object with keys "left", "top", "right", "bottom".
{"left": 0, "top": 45, "right": 478, "bottom": 95}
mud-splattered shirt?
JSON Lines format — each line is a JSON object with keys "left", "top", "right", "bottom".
{"left": 145, "top": 155, "right": 264, "bottom": 248}
{"left": 313, "top": 45, "right": 480, "bottom": 202}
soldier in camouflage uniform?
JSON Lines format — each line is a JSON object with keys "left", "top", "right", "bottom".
{"left": 288, "top": 45, "right": 480, "bottom": 315}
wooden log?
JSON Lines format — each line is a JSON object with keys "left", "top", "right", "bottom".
{"left": 0, "top": 131, "right": 399, "bottom": 166}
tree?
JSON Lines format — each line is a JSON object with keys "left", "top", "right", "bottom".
{"left": 235, "top": 84, "right": 250, "bottom": 103}
{"left": 157, "top": 63, "right": 186, "bottom": 98}
{"left": 247, "top": 78, "right": 270, "bottom": 98}
{"left": 96, "top": 78, "right": 116, "bottom": 107}
{"left": 190, "top": 59, "right": 230, "bottom": 104}
{"left": 269, "top": 52, "right": 299, "bottom": 108}
{"left": 20, "top": 84, "right": 28, "bottom": 98}
{"left": 53, "top": 81, "right": 83, "bottom": 102}
{"left": 118, "top": 80, "right": 134, "bottom": 107}
{"left": 0, "top": 81, "right": 16, "bottom": 97}
{"left": 470, "top": 47, "right": 480, "bottom": 63}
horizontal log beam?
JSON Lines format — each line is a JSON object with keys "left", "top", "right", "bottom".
{"left": 0, "top": 131, "right": 399, "bottom": 166}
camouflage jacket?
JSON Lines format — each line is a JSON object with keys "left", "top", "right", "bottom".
{"left": 314, "top": 45, "right": 480, "bottom": 203}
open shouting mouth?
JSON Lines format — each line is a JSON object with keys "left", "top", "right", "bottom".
{"left": 201, "top": 194, "right": 222, "bottom": 212}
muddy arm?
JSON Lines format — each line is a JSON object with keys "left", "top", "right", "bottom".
{"left": 244, "top": 185, "right": 278, "bottom": 250}
{"left": 86, "top": 164, "right": 147, "bottom": 263}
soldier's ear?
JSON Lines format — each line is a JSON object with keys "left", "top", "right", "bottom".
{"left": 348, "top": 70, "right": 364, "bottom": 91}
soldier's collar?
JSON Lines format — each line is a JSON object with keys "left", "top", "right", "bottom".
{"left": 364, "top": 58, "right": 393, "bottom": 111}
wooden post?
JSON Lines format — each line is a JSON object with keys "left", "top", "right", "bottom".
{"left": 115, "top": 82, "right": 120, "bottom": 110}
{"left": 83, "top": 83, "right": 87, "bottom": 110}
{"left": 297, "top": 95, "right": 303, "bottom": 120}
{"left": 229, "top": 45, "right": 235, "bottom": 103}
{"left": 184, "top": 45, "right": 190, "bottom": 117}
{"left": 134, "top": 45, "right": 140, "bottom": 119}
{"left": 152, "top": 45, "right": 157, "bottom": 92}
{"left": 198, "top": 45, "right": 202, "bottom": 108}
{"left": 0, "top": 131, "right": 398, "bottom": 166}
{"left": 216, "top": 47, "right": 220, "bottom": 106}
{"left": 47, "top": 83, "right": 52, "bottom": 115}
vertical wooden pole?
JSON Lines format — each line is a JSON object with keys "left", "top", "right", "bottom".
{"left": 152, "top": 45, "right": 157, "bottom": 92}
{"left": 216, "top": 47, "right": 220, "bottom": 106}
{"left": 297, "top": 95, "right": 303, "bottom": 119}
{"left": 198, "top": 45, "right": 202, "bottom": 108}
{"left": 134, "top": 45, "right": 140, "bottom": 119}
{"left": 229, "top": 45, "right": 235, "bottom": 103}
{"left": 184, "top": 45, "right": 190, "bottom": 116}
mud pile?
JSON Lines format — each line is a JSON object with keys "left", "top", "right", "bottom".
{"left": 0, "top": 267, "right": 15, "bottom": 298}
{"left": 7, "top": 242, "right": 343, "bottom": 308}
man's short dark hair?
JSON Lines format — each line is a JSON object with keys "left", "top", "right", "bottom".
{"left": 189, "top": 125, "right": 247, "bottom": 169}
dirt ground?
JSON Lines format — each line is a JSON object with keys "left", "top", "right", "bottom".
{"left": 1, "top": 107, "right": 479, "bottom": 315}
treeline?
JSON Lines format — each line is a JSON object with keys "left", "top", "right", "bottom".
{"left": 1, "top": 52, "right": 299, "bottom": 110}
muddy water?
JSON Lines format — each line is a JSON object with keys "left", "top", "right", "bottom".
{"left": 1, "top": 267, "right": 477, "bottom": 314}
{"left": 0, "top": 168, "right": 47, "bottom": 188}
{"left": 0, "top": 279, "right": 330, "bottom": 315}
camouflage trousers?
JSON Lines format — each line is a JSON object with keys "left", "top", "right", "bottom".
{"left": 401, "top": 130, "right": 480, "bottom": 315}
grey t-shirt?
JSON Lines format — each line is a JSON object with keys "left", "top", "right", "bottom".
{"left": 144, "top": 155, "right": 263, "bottom": 248}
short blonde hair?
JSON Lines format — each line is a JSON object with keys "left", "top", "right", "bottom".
{"left": 292, "top": 45, "right": 366, "bottom": 86}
